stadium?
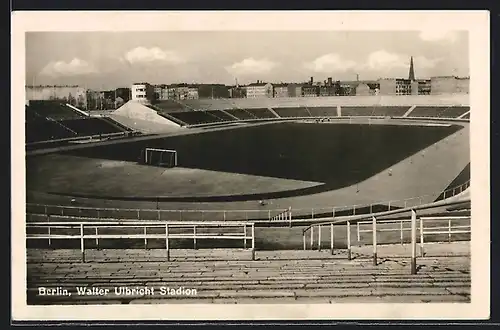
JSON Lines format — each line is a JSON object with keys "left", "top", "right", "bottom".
{"left": 25, "top": 93, "right": 471, "bottom": 305}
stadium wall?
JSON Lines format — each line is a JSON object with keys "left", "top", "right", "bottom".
{"left": 180, "top": 94, "right": 470, "bottom": 111}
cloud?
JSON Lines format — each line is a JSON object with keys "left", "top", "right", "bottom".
{"left": 363, "top": 50, "right": 442, "bottom": 71}
{"left": 364, "top": 50, "right": 407, "bottom": 70}
{"left": 413, "top": 55, "right": 443, "bottom": 69}
{"left": 39, "top": 58, "right": 97, "bottom": 77}
{"left": 121, "top": 47, "right": 185, "bottom": 65}
{"left": 225, "top": 58, "right": 278, "bottom": 75}
{"left": 304, "top": 53, "right": 357, "bottom": 73}
{"left": 418, "top": 30, "right": 459, "bottom": 42}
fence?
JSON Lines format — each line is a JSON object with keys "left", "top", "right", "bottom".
{"left": 26, "top": 221, "right": 256, "bottom": 262}
{"left": 25, "top": 131, "right": 134, "bottom": 146}
{"left": 355, "top": 216, "right": 471, "bottom": 247}
{"left": 302, "top": 201, "right": 471, "bottom": 274}
{"left": 187, "top": 113, "right": 470, "bottom": 129}
{"left": 26, "top": 180, "right": 470, "bottom": 223}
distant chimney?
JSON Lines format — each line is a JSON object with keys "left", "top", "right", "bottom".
{"left": 310, "top": 77, "right": 314, "bottom": 85}
{"left": 356, "top": 74, "right": 359, "bottom": 82}
{"left": 328, "top": 77, "right": 332, "bottom": 86}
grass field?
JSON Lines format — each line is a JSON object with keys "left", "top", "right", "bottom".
{"left": 29, "top": 122, "right": 464, "bottom": 203}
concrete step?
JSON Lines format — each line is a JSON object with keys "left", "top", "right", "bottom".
{"left": 28, "top": 285, "right": 471, "bottom": 305}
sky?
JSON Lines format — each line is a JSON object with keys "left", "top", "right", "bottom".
{"left": 25, "top": 31, "right": 469, "bottom": 89}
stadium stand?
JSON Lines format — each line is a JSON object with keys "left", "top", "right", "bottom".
{"left": 207, "top": 110, "right": 236, "bottom": 121}
{"left": 439, "top": 106, "right": 470, "bottom": 119}
{"left": 225, "top": 108, "right": 257, "bottom": 120}
{"left": 273, "top": 107, "right": 312, "bottom": 118}
{"left": 99, "top": 116, "right": 135, "bottom": 132}
{"left": 371, "top": 106, "right": 412, "bottom": 117}
{"left": 307, "top": 107, "right": 338, "bottom": 117}
{"left": 59, "top": 118, "right": 128, "bottom": 136}
{"left": 25, "top": 118, "right": 76, "bottom": 143}
{"left": 244, "top": 108, "right": 277, "bottom": 119}
{"left": 143, "top": 105, "right": 188, "bottom": 126}
{"left": 27, "top": 100, "right": 84, "bottom": 120}
{"left": 168, "top": 110, "right": 223, "bottom": 125}
{"left": 152, "top": 100, "right": 189, "bottom": 113}
{"left": 462, "top": 113, "right": 470, "bottom": 119}
{"left": 341, "top": 106, "right": 381, "bottom": 117}
{"left": 407, "top": 106, "right": 451, "bottom": 118}
{"left": 181, "top": 99, "right": 236, "bottom": 111}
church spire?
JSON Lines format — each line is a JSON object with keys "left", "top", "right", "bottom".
{"left": 408, "top": 56, "right": 415, "bottom": 81}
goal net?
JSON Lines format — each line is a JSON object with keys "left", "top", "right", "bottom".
{"left": 141, "top": 148, "right": 178, "bottom": 168}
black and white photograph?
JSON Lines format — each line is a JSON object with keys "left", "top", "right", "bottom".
{"left": 12, "top": 11, "right": 490, "bottom": 321}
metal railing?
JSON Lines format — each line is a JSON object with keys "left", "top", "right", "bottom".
{"left": 302, "top": 199, "right": 471, "bottom": 274}
{"left": 270, "top": 207, "right": 292, "bottom": 225}
{"left": 26, "top": 179, "right": 470, "bottom": 223}
{"left": 26, "top": 221, "right": 256, "bottom": 262}
{"left": 355, "top": 216, "right": 471, "bottom": 247}
{"left": 185, "top": 112, "right": 470, "bottom": 129}
{"left": 25, "top": 131, "right": 138, "bottom": 146}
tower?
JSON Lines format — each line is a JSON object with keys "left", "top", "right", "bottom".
{"left": 408, "top": 56, "right": 415, "bottom": 81}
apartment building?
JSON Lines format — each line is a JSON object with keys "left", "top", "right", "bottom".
{"left": 245, "top": 81, "right": 273, "bottom": 98}
{"left": 131, "top": 82, "right": 155, "bottom": 103}
{"left": 430, "top": 76, "right": 470, "bottom": 95}
{"left": 273, "top": 83, "right": 288, "bottom": 97}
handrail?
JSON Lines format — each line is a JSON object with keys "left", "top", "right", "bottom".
{"left": 184, "top": 113, "right": 470, "bottom": 129}
{"left": 302, "top": 195, "right": 470, "bottom": 234}
{"left": 27, "top": 220, "right": 256, "bottom": 262}
{"left": 26, "top": 179, "right": 470, "bottom": 223}
{"left": 302, "top": 209, "right": 470, "bottom": 274}
{"left": 26, "top": 131, "right": 137, "bottom": 146}
{"left": 355, "top": 216, "right": 471, "bottom": 246}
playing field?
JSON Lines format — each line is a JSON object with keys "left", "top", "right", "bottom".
{"left": 27, "top": 122, "right": 464, "bottom": 204}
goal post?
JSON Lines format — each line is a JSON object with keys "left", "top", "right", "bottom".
{"left": 142, "top": 148, "right": 178, "bottom": 168}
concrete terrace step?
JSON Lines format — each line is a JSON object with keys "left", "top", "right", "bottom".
{"left": 28, "top": 278, "right": 470, "bottom": 291}
{"left": 26, "top": 245, "right": 470, "bottom": 304}
{"left": 41, "top": 294, "right": 470, "bottom": 305}
{"left": 27, "top": 243, "right": 468, "bottom": 262}
{"left": 27, "top": 284, "right": 471, "bottom": 305}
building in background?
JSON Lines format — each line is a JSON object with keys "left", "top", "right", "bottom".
{"left": 25, "top": 85, "right": 87, "bottom": 109}
{"left": 273, "top": 83, "right": 288, "bottom": 97}
{"left": 85, "top": 90, "right": 102, "bottom": 110}
{"left": 355, "top": 83, "right": 371, "bottom": 96}
{"left": 100, "top": 90, "right": 116, "bottom": 109}
{"left": 154, "top": 84, "right": 169, "bottom": 101}
{"left": 430, "top": 76, "right": 470, "bottom": 94}
{"left": 229, "top": 85, "right": 246, "bottom": 98}
{"left": 186, "top": 86, "right": 199, "bottom": 99}
{"left": 115, "top": 87, "right": 131, "bottom": 103}
{"left": 396, "top": 79, "right": 412, "bottom": 95}
{"left": 408, "top": 56, "right": 416, "bottom": 82}
{"left": 198, "top": 84, "right": 230, "bottom": 99}
{"left": 131, "top": 82, "right": 155, "bottom": 103}
{"left": 318, "top": 77, "right": 335, "bottom": 96}
{"left": 339, "top": 82, "right": 357, "bottom": 96}
{"left": 378, "top": 78, "right": 412, "bottom": 95}
{"left": 245, "top": 81, "right": 273, "bottom": 98}
{"left": 456, "top": 77, "right": 470, "bottom": 94}
{"left": 302, "top": 84, "right": 319, "bottom": 97}
{"left": 287, "top": 84, "right": 302, "bottom": 97}
{"left": 166, "top": 84, "right": 200, "bottom": 100}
